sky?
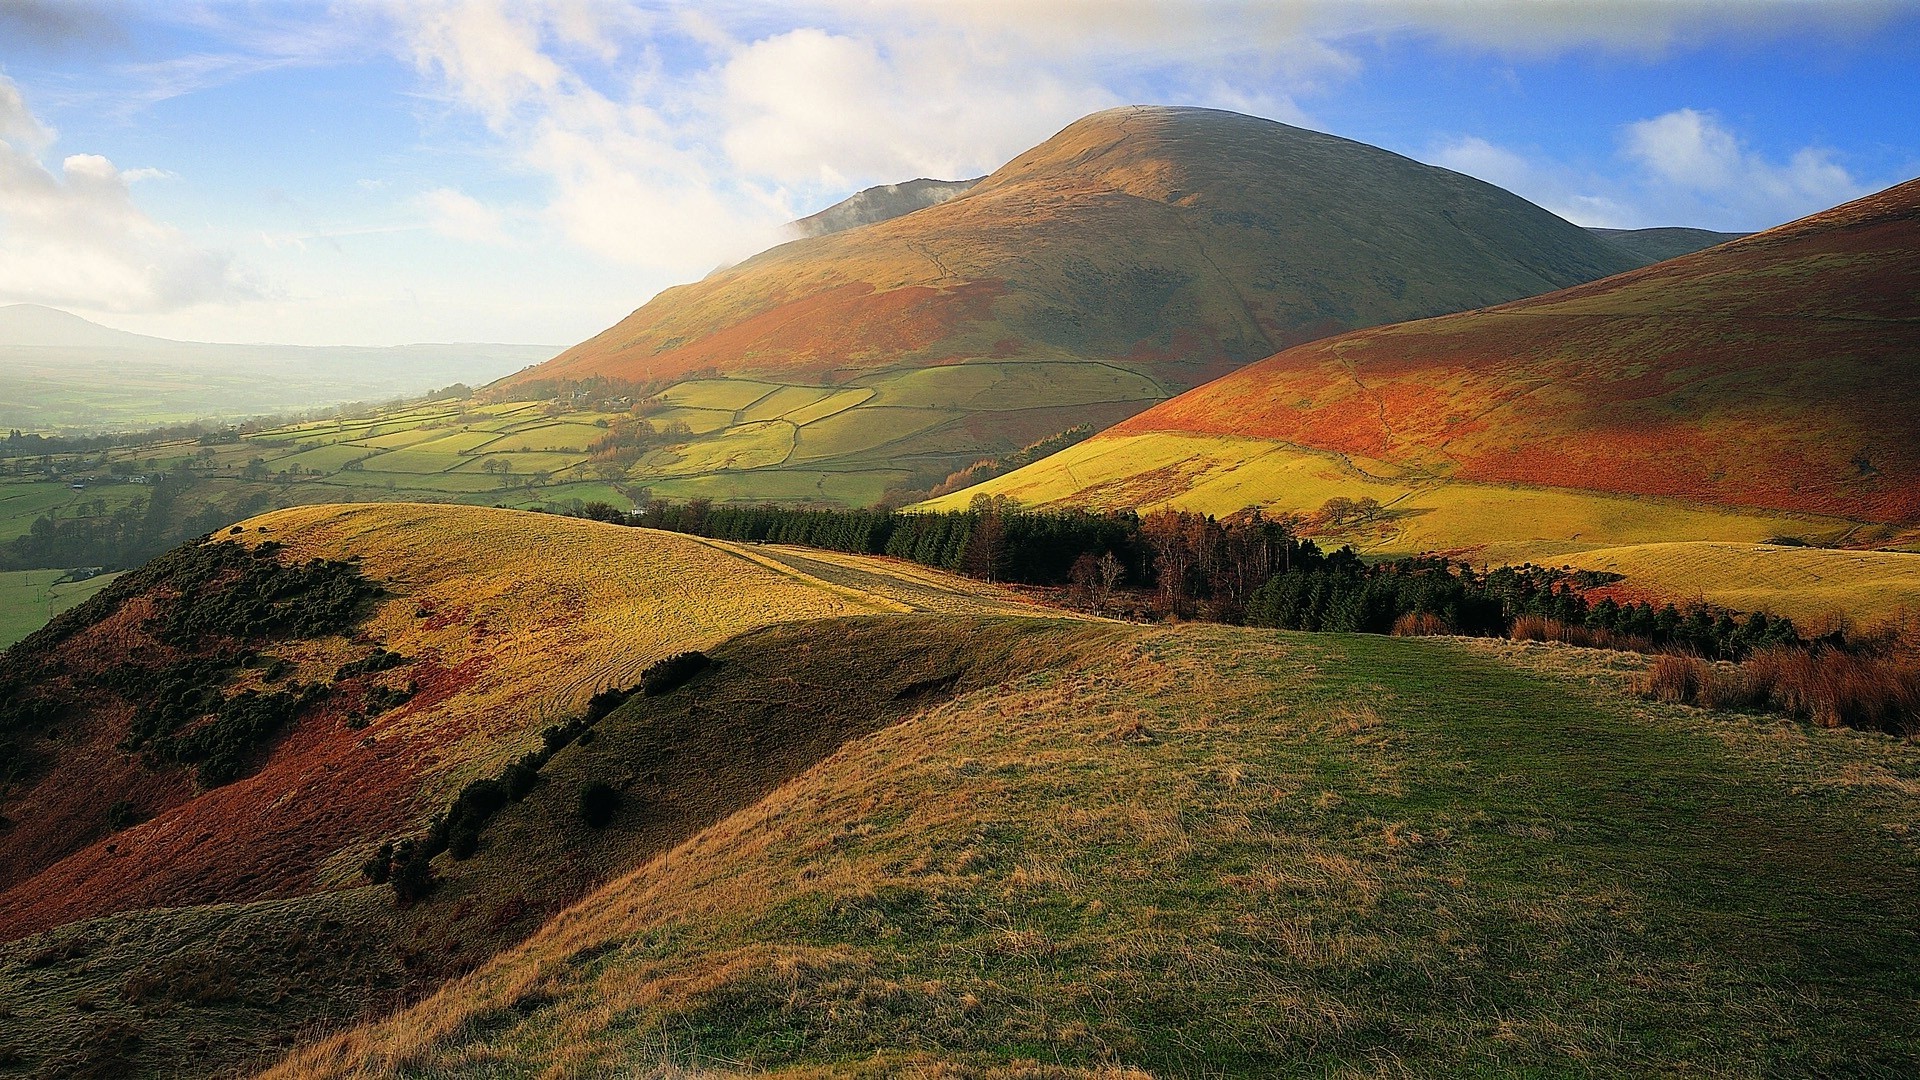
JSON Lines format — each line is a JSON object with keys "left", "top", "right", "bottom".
{"left": 0, "top": 1, "right": 1916, "bottom": 348}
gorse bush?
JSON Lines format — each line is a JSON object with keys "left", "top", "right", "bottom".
{"left": 640, "top": 652, "right": 710, "bottom": 696}
{"left": 578, "top": 781, "right": 620, "bottom": 828}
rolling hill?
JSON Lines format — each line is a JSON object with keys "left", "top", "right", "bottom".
{"left": 931, "top": 177, "right": 1920, "bottom": 609}
{"left": 3, "top": 504, "right": 1917, "bottom": 1076}
{"left": 0, "top": 304, "right": 556, "bottom": 433}
{"left": 0, "top": 503, "right": 1064, "bottom": 1075}
{"left": 1588, "top": 225, "right": 1749, "bottom": 264}
{"left": 510, "top": 105, "right": 1640, "bottom": 502}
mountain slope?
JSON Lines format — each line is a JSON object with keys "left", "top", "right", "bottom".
{"left": 0, "top": 503, "right": 1069, "bottom": 1076}
{"left": 939, "top": 177, "right": 1920, "bottom": 541}
{"left": 509, "top": 106, "right": 1639, "bottom": 502}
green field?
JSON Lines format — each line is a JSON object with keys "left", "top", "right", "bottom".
{"left": 0, "top": 569, "right": 122, "bottom": 647}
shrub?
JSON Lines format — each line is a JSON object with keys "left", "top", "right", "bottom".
{"left": 578, "top": 781, "right": 620, "bottom": 828}
{"left": 503, "top": 759, "right": 539, "bottom": 800}
{"left": 447, "top": 825, "right": 479, "bottom": 860}
{"left": 1638, "top": 647, "right": 1919, "bottom": 736}
{"left": 641, "top": 651, "right": 711, "bottom": 696}
{"left": 105, "top": 800, "right": 142, "bottom": 831}
{"left": 1511, "top": 615, "right": 1653, "bottom": 654}
{"left": 1390, "top": 611, "right": 1450, "bottom": 637}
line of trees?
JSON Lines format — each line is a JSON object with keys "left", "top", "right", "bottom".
{"left": 618, "top": 497, "right": 1822, "bottom": 658}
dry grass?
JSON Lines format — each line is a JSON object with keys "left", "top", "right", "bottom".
{"left": 1389, "top": 611, "right": 1450, "bottom": 637}
{"left": 1509, "top": 615, "right": 1653, "bottom": 653}
{"left": 1640, "top": 648, "right": 1920, "bottom": 735}
{"left": 262, "top": 626, "right": 1920, "bottom": 1078}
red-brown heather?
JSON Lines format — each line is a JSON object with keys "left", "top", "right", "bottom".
{"left": 516, "top": 105, "right": 1638, "bottom": 396}
{"left": 1112, "top": 177, "right": 1920, "bottom": 523}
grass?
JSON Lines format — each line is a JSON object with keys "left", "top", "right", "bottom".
{"left": 1559, "top": 541, "right": 1920, "bottom": 623}
{"left": 0, "top": 569, "right": 122, "bottom": 648}
{"left": 262, "top": 625, "right": 1920, "bottom": 1077}
{"left": 927, "top": 432, "right": 1840, "bottom": 563}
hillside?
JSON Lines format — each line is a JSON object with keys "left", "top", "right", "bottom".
{"left": 509, "top": 105, "right": 1639, "bottom": 502}
{"left": 932, "top": 177, "right": 1920, "bottom": 608}
{"left": 0, "top": 304, "right": 556, "bottom": 433}
{"left": 1588, "top": 226, "right": 1748, "bottom": 264}
{"left": 0, "top": 503, "right": 1064, "bottom": 1076}
{"left": 268, "top": 627, "right": 1920, "bottom": 1077}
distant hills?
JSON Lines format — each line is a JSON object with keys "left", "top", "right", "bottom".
{"left": 0, "top": 305, "right": 557, "bottom": 433}
{"left": 937, "top": 177, "right": 1920, "bottom": 538}
{"left": 1588, "top": 226, "right": 1750, "bottom": 264}
{"left": 787, "top": 176, "right": 983, "bottom": 238}
{"left": 510, "top": 105, "right": 1644, "bottom": 500}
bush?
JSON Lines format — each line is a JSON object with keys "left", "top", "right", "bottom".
{"left": 1390, "top": 611, "right": 1450, "bottom": 637}
{"left": 105, "top": 800, "right": 142, "bottom": 831}
{"left": 503, "top": 759, "right": 539, "bottom": 800}
{"left": 641, "top": 651, "right": 711, "bottom": 696}
{"left": 1638, "top": 647, "right": 1920, "bottom": 735}
{"left": 1511, "top": 615, "right": 1653, "bottom": 653}
{"left": 578, "top": 781, "right": 620, "bottom": 828}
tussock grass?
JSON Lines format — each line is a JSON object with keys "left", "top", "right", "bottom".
{"left": 1641, "top": 647, "right": 1920, "bottom": 735}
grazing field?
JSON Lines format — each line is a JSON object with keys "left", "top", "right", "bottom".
{"left": 0, "top": 569, "right": 122, "bottom": 648}
{"left": 267, "top": 626, "right": 1920, "bottom": 1077}
{"left": 1559, "top": 542, "right": 1920, "bottom": 624}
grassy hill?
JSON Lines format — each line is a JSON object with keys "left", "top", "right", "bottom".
{"left": 931, "top": 178, "right": 1920, "bottom": 618}
{"left": 1587, "top": 226, "right": 1749, "bottom": 264}
{"left": 0, "top": 504, "right": 1066, "bottom": 1076}
{"left": 508, "top": 105, "right": 1638, "bottom": 501}
{"left": 268, "top": 626, "right": 1920, "bottom": 1077}
{"left": 3, "top": 503, "right": 1917, "bottom": 1077}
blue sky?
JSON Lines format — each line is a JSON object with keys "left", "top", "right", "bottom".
{"left": 0, "top": 1, "right": 1915, "bottom": 347}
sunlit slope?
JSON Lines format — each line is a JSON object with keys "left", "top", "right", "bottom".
{"left": 924, "top": 432, "right": 1843, "bottom": 563}
{"left": 532, "top": 106, "right": 1632, "bottom": 389}
{"left": 270, "top": 629, "right": 1920, "bottom": 1077}
{"left": 0, "top": 504, "right": 991, "bottom": 941}
{"left": 1559, "top": 542, "right": 1920, "bottom": 624}
{"left": 507, "top": 106, "right": 1636, "bottom": 496}
{"left": 1082, "top": 177, "right": 1920, "bottom": 524}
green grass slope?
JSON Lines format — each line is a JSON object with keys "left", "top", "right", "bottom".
{"left": 271, "top": 627, "right": 1920, "bottom": 1078}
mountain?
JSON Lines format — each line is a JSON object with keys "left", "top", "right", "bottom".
{"left": 0, "top": 305, "right": 558, "bottom": 433}
{"left": 506, "top": 106, "right": 1641, "bottom": 503}
{"left": 787, "top": 176, "right": 983, "bottom": 238}
{"left": 933, "top": 177, "right": 1920, "bottom": 549}
{"left": 1588, "top": 226, "right": 1750, "bottom": 264}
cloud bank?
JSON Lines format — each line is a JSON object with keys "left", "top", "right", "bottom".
{"left": 0, "top": 75, "right": 251, "bottom": 313}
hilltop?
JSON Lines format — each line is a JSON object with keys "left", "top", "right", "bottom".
{"left": 0, "top": 503, "right": 1058, "bottom": 1075}
{"left": 930, "top": 177, "right": 1920, "bottom": 607}
{"left": 506, "top": 105, "right": 1638, "bottom": 502}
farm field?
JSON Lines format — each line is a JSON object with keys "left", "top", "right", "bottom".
{"left": 1557, "top": 542, "right": 1920, "bottom": 624}
{"left": 266, "top": 624, "right": 1920, "bottom": 1077}
{"left": 0, "top": 569, "right": 122, "bottom": 648}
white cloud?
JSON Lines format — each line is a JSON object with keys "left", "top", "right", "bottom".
{"left": 1430, "top": 110, "right": 1870, "bottom": 231}
{"left": 0, "top": 75, "right": 252, "bottom": 312}
{"left": 1621, "top": 107, "right": 1864, "bottom": 220}
{"left": 417, "top": 186, "right": 509, "bottom": 244}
